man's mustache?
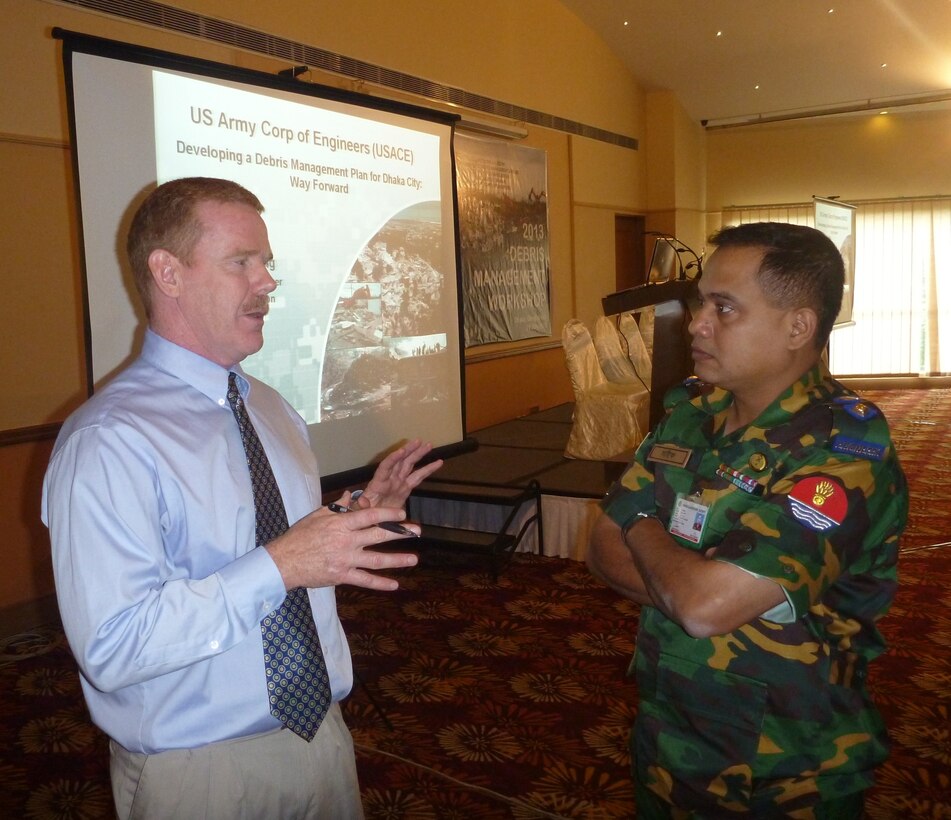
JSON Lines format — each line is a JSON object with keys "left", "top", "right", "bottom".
{"left": 243, "top": 297, "right": 270, "bottom": 315}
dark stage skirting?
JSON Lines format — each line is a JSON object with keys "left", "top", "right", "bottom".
{"left": 412, "top": 403, "right": 631, "bottom": 560}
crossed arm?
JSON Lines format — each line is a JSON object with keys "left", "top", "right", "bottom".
{"left": 586, "top": 512, "right": 786, "bottom": 638}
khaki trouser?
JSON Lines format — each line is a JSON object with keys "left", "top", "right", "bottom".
{"left": 110, "top": 703, "right": 363, "bottom": 819}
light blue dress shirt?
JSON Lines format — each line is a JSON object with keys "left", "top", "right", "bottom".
{"left": 41, "top": 330, "right": 352, "bottom": 753}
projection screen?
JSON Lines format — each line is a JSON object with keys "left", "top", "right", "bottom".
{"left": 59, "top": 31, "right": 468, "bottom": 488}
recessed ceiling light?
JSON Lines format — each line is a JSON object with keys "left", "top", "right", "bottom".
{"left": 623, "top": 20, "right": 629, "bottom": 26}
{"left": 881, "top": 63, "right": 888, "bottom": 69}
{"left": 828, "top": 8, "right": 835, "bottom": 14}
{"left": 754, "top": 84, "right": 760, "bottom": 90}
{"left": 716, "top": 30, "right": 723, "bottom": 37}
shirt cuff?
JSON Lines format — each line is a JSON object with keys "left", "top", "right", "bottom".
{"left": 716, "top": 559, "right": 796, "bottom": 624}
{"left": 217, "top": 546, "right": 289, "bottom": 622}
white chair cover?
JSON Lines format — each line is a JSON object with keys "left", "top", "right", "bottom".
{"left": 562, "top": 318, "right": 606, "bottom": 393}
{"left": 593, "top": 316, "right": 639, "bottom": 384}
{"left": 562, "top": 319, "right": 650, "bottom": 460}
{"left": 617, "top": 312, "right": 652, "bottom": 384}
{"left": 637, "top": 305, "right": 656, "bottom": 355}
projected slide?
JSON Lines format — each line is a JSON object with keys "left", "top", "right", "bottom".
{"left": 152, "top": 70, "right": 446, "bottom": 426}
{"left": 64, "top": 38, "right": 463, "bottom": 481}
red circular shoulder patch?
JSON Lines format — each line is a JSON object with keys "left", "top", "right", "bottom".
{"left": 788, "top": 476, "right": 848, "bottom": 531}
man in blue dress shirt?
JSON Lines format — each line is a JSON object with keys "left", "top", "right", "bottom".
{"left": 41, "top": 177, "right": 441, "bottom": 818}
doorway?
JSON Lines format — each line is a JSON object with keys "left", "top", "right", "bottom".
{"left": 615, "top": 214, "right": 646, "bottom": 291}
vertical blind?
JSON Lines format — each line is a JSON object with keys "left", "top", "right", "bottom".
{"left": 723, "top": 200, "right": 951, "bottom": 377}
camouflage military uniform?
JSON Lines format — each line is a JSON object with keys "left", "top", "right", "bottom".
{"left": 602, "top": 365, "right": 908, "bottom": 817}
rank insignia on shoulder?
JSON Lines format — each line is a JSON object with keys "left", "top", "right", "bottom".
{"left": 833, "top": 396, "right": 879, "bottom": 421}
{"left": 831, "top": 435, "right": 885, "bottom": 462}
{"left": 788, "top": 476, "right": 847, "bottom": 531}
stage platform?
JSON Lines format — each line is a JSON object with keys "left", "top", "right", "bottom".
{"left": 411, "top": 404, "right": 635, "bottom": 561}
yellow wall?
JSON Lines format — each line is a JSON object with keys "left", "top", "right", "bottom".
{"left": 0, "top": 0, "right": 646, "bottom": 617}
{"left": 571, "top": 136, "right": 646, "bottom": 326}
{"left": 644, "top": 91, "right": 707, "bottom": 262}
{"left": 706, "top": 109, "right": 951, "bottom": 211}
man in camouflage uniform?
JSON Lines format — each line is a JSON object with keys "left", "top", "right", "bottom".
{"left": 587, "top": 222, "right": 908, "bottom": 818}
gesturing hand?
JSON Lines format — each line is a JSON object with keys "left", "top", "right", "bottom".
{"left": 357, "top": 439, "right": 443, "bottom": 510}
{"left": 266, "top": 501, "right": 420, "bottom": 592}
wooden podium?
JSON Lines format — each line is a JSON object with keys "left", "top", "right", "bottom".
{"left": 602, "top": 279, "right": 698, "bottom": 429}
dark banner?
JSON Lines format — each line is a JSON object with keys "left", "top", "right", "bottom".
{"left": 456, "top": 134, "right": 551, "bottom": 346}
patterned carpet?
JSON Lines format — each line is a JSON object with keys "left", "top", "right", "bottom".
{"left": 1, "top": 389, "right": 949, "bottom": 819}
{"left": 342, "top": 554, "right": 640, "bottom": 819}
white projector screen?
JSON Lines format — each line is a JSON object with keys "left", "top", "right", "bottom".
{"left": 60, "top": 32, "right": 468, "bottom": 488}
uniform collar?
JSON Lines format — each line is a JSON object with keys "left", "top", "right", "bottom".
{"left": 691, "top": 364, "right": 829, "bottom": 440}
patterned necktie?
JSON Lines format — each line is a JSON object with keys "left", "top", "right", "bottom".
{"left": 227, "top": 372, "right": 331, "bottom": 741}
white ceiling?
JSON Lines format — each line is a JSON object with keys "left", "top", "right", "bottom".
{"left": 558, "top": 0, "right": 951, "bottom": 126}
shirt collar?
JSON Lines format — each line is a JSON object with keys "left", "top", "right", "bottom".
{"left": 140, "top": 329, "right": 248, "bottom": 404}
